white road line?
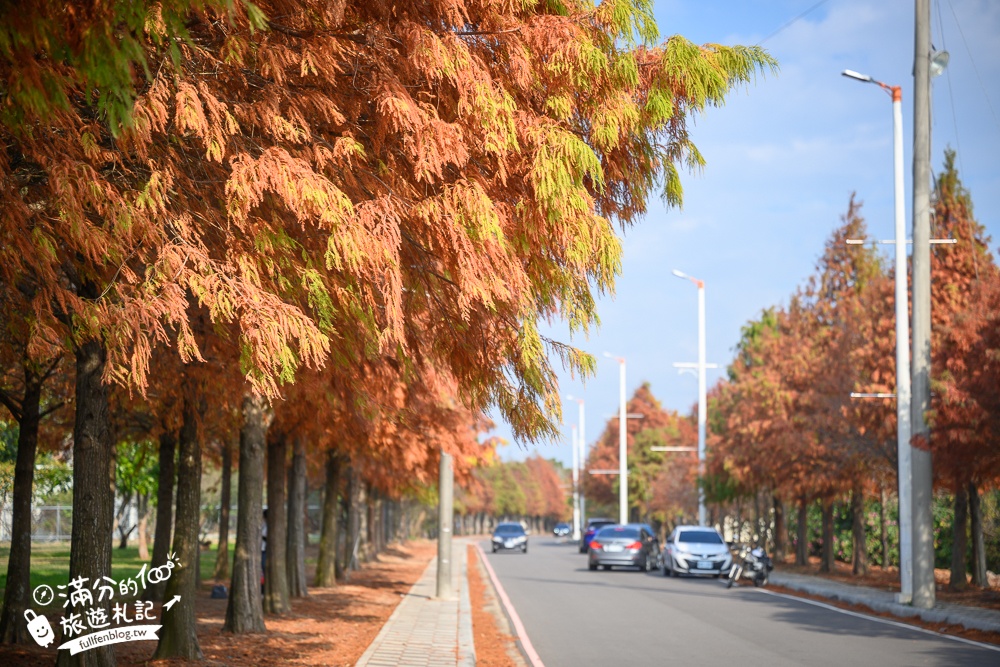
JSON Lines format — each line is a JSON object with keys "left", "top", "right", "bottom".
{"left": 474, "top": 543, "right": 545, "bottom": 667}
{"left": 757, "top": 588, "right": 1000, "bottom": 652}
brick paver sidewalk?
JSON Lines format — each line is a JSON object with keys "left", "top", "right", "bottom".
{"left": 356, "top": 538, "right": 474, "bottom": 666}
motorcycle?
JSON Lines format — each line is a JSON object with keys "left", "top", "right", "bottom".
{"left": 725, "top": 543, "right": 773, "bottom": 588}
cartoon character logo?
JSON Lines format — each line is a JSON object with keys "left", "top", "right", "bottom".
{"left": 24, "top": 609, "right": 55, "bottom": 647}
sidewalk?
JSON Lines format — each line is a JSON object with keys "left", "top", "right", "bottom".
{"left": 355, "top": 538, "right": 474, "bottom": 667}
{"left": 770, "top": 570, "right": 1000, "bottom": 633}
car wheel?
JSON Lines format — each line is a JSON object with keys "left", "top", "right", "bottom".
{"left": 661, "top": 562, "right": 670, "bottom": 577}
{"left": 492, "top": 546, "right": 497, "bottom": 553}
{"left": 522, "top": 545, "right": 528, "bottom": 554}
{"left": 589, "top": 562, "right": 597, "bottom": 571}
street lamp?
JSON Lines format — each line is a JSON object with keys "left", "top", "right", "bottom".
{"left": 567, "top": 395, "right": 586, "bottom": 540}
{"left": 603, "top": 353, "right": 628, "bottom": 525}
{"left": 842, "top": 67, "right": 912, "bottom": 604}
{"left": 569, "top": 424, "right": 580, "bottom": 541}
{"left": 672, "top": 269, "right": 709, "bottom": 526}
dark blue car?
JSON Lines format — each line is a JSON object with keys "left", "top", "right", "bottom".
{"left": 579, "top": 518, "right": 616, "bottom": 553}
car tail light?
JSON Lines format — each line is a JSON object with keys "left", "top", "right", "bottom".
{"left": 626, "top": 541, "right": 643, "bottom": 551}
{"left": 589, "top": 540, "right": 602, "bottom": 550}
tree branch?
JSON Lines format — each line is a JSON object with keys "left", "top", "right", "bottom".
{"left": 0, "top": 388, "right": 23, "bottom": 422}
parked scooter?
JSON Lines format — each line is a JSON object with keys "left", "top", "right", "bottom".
{"left": 725, "top": 542, "right": 773, "bottom": 588}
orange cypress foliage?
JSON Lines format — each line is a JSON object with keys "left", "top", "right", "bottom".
{"left": 929, "top": 151, "right": 1000, "bottom": 488}
{"left": 3, "top": 0, "right": 774, "bottom": 430}
{"left": 583, "top": 382, "right": 695, "bottom": 521}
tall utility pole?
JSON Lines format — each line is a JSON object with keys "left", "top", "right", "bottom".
{"left": 911, "top": 0, "right": 935, "bottom": 610}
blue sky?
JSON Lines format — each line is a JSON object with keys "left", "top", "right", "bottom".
{"left": 493, "top": 0, "right": 1000, "bottom": 466}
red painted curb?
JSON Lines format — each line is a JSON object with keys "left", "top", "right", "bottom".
{"left": 474, "top": 542, "right": 545, "bottom": 667}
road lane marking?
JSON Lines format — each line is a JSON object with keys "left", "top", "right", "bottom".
{"left": 757, "top": 588, "right": 1000, "bottom": 652}
{"left": 475, "top": 543, "right": 545, "bottom": 667}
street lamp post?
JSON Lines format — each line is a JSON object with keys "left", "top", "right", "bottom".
{"left": 570, "top": 424, "right": 580, "bottom": 541}
{"left": 672, "top": 270, "right": 709, "bottom": 527}
{"left": 603, "top": 353, "right": 628, "bottom": 525}
{"left": 842, "top": 68, "right": 912, "bottom": 603}
{"left": 567, "top": 395, "right": 586, "bottom": 538}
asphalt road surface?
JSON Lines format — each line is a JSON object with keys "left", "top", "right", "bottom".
{"left": 481, "top": 536, "right": 1000, "bottom": 667}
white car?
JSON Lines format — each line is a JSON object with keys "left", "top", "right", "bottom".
{"left": 661, "top": 525, "right": 732, "bottom": 577}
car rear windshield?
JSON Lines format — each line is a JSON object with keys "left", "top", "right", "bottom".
{"left": 495, "top": 525, "right": 525, "bottom": 535}
{"left": 678, "top": 531, "right": 723, "bottom": 544}
{"left": 597, "top": 527, "right": 639, "bottom": 539}
{"left": 588, "top": 521, "right": 614, "bottom": 530}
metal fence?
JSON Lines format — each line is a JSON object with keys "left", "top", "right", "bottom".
{"left": 0, "top": 505, "right": 74, "bottom": 542}
{"left": 0, "top": 504, "right": 326, "bottom": 544}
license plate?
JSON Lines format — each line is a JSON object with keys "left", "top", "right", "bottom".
{"left": 697, "top": 561, "right": 713, "bottom": 569}
{"left": 606, "top": 545, "right": 624, "bottom": 552}
{"left": 505, "top": 541, "right": 516, "bottom": 548}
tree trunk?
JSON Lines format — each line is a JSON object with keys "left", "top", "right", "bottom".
{"left": 346, "top": 465, "right": 363, "bottom": 573}
{"left": 116, "top": 492, "right": 134, "bottom": 549}
{"left": 214, "top": 438, "right": 233, "bottom": 581}
{"left": 136, "top": 493, "right": 150, "bottom": 561}
{"left": 772, "top": 496, "right": 786, "bottom": 562}
{"left": 820, "top": 497, "right": 834, "bottom": 573}
{"left": 949, "top": 482, "right": 969, "bottom": 591}
{"left": 969, "top": 481, "right": 987, "bottom": 588}
{"left": 315, "top": 450, "right": 341, "bottom": 587}
{"left": 146, "top": 431, "right": 176, "bottom": 602}
{"left": 223, "top": 393, "right": 268, "bottom": 634}
{"left": 56, "top": 340, "right": 115, "bottom": 667}
{"left": 153, "top": 389, "right": 204, "bottom": 660}
{"left": 0, "top": 366, "right": 42, "bottom": 645}
{"left": 796, "top": 498, "right": 808, "bottom": 566}
{"left": 287, "top": 437, "right": 309, "bottom": 598}
{"left": 366, "top": 487, "right": 378, "bottom": 560}
{"left": 879, "top": 486, "right": 889, "bottom": 569}
{"left": 264, "top": 431, "right": 290, "bottom": 614}
{"left": 851, "top": 481, "right": 867, "bottom": 576}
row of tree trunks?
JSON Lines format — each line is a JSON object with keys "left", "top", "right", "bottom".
{"left": 0, "top": 364, "right": 45, "bottom": 644}
{"left": 153, "top": 385, "right": 203, "bottom": 660}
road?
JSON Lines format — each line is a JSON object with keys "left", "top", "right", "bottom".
{"left": 481, "top": 536, "right": 1000, "bottom": 667}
